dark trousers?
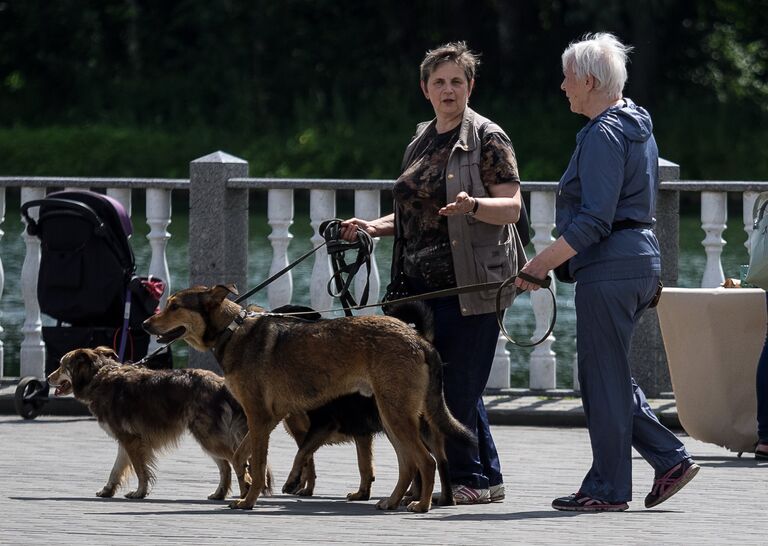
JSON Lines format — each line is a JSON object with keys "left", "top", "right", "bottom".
{"left": 575, "top": 276, "right": 690, "bottom": 502}
{"left": 426, "top": 293, "right": 503, "bottom": 489}
{"left": 757, "top": 293, "right": 768, "bottom": 442}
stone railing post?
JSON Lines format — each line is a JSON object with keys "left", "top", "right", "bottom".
{"left": 146, "top": 189, "right": 173, "bottom": 306}
{"left": 629, "top": 158, "right": 679, "bottom": 396}
{"left": 354, "top": 190, "right": 381, "bottom": 315}
{"left": 266, "top": 189, "right": 294, "bottom": 309}
{"left": 106, "top": 188, "right": 132, "bottom": 218}
{"left": 744, "top": 192, "right": 759, "bottom": 255}
{"left": 189, "top": 151, "right": 249, "bottom": 372}
{"left": 309, "top": 189, "right": 335, "bottom": 315}
{"left": 0, "top": 187, "right": 5, "bottom": 377}
{"left": 20, "top": 187, "right": 46, "bottom": 378}
{"left": 701, "top": 192, "right": 727, "bottom": 288}
{"left": 528, "top": 190, "right": 558, "bottom": 389}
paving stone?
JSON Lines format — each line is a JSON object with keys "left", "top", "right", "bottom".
{"left": 1, "top": 414, "right": 765, "bottom": 545}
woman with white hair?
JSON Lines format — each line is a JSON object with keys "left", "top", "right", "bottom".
{"left": 515, "top": 33, "right": 699, "bottom": 512}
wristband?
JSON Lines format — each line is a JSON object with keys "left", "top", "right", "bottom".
{"left": 466, "top": 198, "right": 480, "bottom": 216}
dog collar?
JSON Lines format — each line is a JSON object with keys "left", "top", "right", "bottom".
{"left": 212, "top": 309, "right": 255, "bottom": 356}
{"left": 226, "top": 309, "right": 249, "bottom": 332}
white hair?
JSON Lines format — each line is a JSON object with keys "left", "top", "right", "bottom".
{"left": 561, "top": 33, "right": 632, "bottom": 100}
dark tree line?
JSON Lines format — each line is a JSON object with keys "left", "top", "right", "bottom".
{"left": 0, "top": 0, "right": 766, "bottom": 179}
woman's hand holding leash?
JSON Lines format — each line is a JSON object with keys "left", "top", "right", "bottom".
{"left": 340, "top": 214, "right": 395, "bottom": 241}
{"left": 515, "top": 236, "right": 578, "bottom": 291}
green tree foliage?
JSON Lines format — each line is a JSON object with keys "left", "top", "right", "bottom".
{"left": 0, "top": 0, "right": 766, "bottom": 179}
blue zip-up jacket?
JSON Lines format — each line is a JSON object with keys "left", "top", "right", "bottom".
{"left": 556, "top": 98, "right": 661, "bottom": 283}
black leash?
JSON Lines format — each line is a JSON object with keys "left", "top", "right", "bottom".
{"left": 320, "top": 219, "right": 374, "bottom": 316}
{"left": 249, "top": 271, "right": 557, "bottom": 348}
{"left": 134, "top": 224, "right": 557, "bottom": 365}
{"left": 234, "top": 238, "right": 328, "bottom": 305}
{"left": 496, "top": 273, "right": 557, "bottom": 348}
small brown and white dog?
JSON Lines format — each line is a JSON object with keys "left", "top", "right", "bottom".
{"left": 47, "top": 346, "right": 271, "bottom": 500}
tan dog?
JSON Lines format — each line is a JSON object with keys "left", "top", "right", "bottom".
{"left": 47, "top": 346, "right": 272, "bottom": 500}
{"left": 143, "top": 284, "right": 474, "bottom": 512}
{"left": 275, "top": 302, "right": 457, "bottom": 507}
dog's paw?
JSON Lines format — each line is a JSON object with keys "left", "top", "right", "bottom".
{"left": 208, "top": 490, "right": 227, "bottom": 501}
{"left": 229, "top": 499, "right": 254, "bottom": 510}
{"left": 96, "top": 486, "right": 116, "bottom": 498}
{"left": 125, "top": 490, "right": 148, "bottom": 499}
{"left": 406, "top": 500, "right": 430, "bottom": 513}
{"left": 399, "top": 494, "right": 416, "bottom": 506}
{"left": 281, "top": 479, "right": 301, "bottom": 495}
{"left": 375, "top": 499, "right": 399, "bottom": 511}
{"left": 347, "top": 490, "right": 371, "bottom": 501}
{"left": 296, "top": 486, "right": 314, "bottom": 497}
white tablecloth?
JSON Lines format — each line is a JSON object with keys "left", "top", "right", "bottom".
{"left": 657, "top": 287, "right": 764, "bottom": 452}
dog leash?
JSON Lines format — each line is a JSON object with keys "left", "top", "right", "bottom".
{"left": 233, "top": 219, "right": 369, "bottom": 308}
{"left": 133, "top": 220, "right": 369, "bottom": 365}
{"left": 135, "top": 227, "right": 557, "bottom": 365}
{"left": 250, "top": 272, "right": 557, "bottom": 348}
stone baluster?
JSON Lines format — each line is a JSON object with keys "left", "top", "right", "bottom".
{"left": 267, "top": 189, "right": 294, "bottom": 309}
{"left": 309, "top": 189, "right": 335, "bottom": 315}
{"left": 20, "top": 187, "right": 46, "bottom": 378}
{"left": 488, "top": 308, "right": 511, "bottom": 389}
{"left": 0, "top": 187, "right": 5, "bottom": 376}
{"left": 700, "top": 191, "right": 727, "bottom": 287}
{"left": 145, "top": 189, "right": 172, "bottom": 305}
{"left": 106, "top": 188, "right": 132, "bottom": 219}
{"left": 353, "top": 190, "right": 380, "bottom": 315}
{"left": 744, "top": 191, "right": 759, "bottom": 255}
{"left": 528, "top": 191, "right": 557, "bottom": 389}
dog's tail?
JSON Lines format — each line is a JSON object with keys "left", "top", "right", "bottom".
{"left": 385, "top": 301, "right": 435, "bottom": 343}
{"left": 423, "top": 344, "right": 477, "bottom": 447}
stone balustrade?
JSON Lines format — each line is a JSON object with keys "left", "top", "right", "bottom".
{"left": 1, "top": 158, "right": 767, "bottom": 397}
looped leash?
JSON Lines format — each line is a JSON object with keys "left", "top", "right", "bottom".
{"left": 234, "top": 236, "right": 330, "bottom": 305}
{"left": 320, "top": 219, "right": 374, "bottom": 316}
{"left": 495, "top": 272, "right": 557, "bottom": 348}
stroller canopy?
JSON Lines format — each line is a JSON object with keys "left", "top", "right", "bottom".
{"left": 21, "top": 190, "right": 137, "bottom": 326}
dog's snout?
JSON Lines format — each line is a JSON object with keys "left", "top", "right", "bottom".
{"left": 142, "top": 316, "right": 155, "bottom": 334}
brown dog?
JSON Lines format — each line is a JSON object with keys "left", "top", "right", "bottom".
{"left": 143, "top": 284, "right": 474, "bottom": 512}
{"left": 276, "top": 302, "right": 457, "bottom": 506}
{"left": 47, "top": 346, "right": 272, "bottom": 500}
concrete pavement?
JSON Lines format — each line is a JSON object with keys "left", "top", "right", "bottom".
{"left": 1, "top": 413, "right": 766, "bottom": 545}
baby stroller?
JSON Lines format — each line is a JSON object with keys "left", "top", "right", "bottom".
{"left": 14, "top": 190, "right": 170, "bottom": 419}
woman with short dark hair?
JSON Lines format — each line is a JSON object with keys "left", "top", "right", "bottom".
{"left": 341, "top": 41, "right": 526, "bottom": 505}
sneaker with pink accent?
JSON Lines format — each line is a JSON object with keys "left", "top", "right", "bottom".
{"left": 644, "top": 458, "right": 700, "bottom": 508}
{"left": 489, "top": 483, "right": 505, "bottom": 502}
{"left": 552, "top": 492, "right": 629, "bottom": 512}
{"left": 452, "top": 484, "right": 491, "bottom": 505}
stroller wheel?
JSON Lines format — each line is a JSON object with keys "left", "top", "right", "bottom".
{"left": 14, "top": 377, "right": 50, "bottom": 420}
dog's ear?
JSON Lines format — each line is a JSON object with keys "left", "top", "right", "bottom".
{"left": 222, "top": 284, "right": 238, "bottom": 296}
{"left": 92, "top": 346, "right": 118, "bottom": 361}
{"left": 209, "top": 284, "right": 238, "bottom": 301}
{"left": 68, "top": 349, "right": 98, "bottom": 390}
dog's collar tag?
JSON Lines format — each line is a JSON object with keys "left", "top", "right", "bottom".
{"left": 213, "top": 309, "right": 249, "bottom": 356}
{"left": 226, "top": 309, "right": 249, "bottom": 333}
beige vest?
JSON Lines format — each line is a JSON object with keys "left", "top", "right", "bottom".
{"left": 399, "top": 107, "right": 526, "bottom": 316}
